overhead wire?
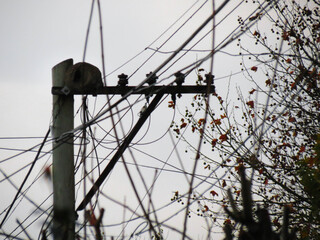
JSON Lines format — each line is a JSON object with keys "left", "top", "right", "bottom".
{"left": 0, "top": 139, "right": 54, "bottom": 164}
{"left": 104, "top": 0, "right": 205, "bottom": 79}
{"left": 85, "top": 96, "right": 139, "bottom": 141}
{"left": 0, "top": 1, "right": 280, "bottom": 239}
{"left": 59, "top": 0, "right": 232, "bottom": 140}
{"left": 71, "top": 2, "right": 237, "bottom": 237}
{"left": 130, "top": 94, "right": 172, "bottom": 146}
{"left": 1, "top": 131, "right": 81, "bottom": 238}
{"left": 107, "top": 1, "right": 279, "bottom": 235}
{"left": 127, "top": 0, "right": 210, "bottom": 80}
{"left": 0, "top": 168, "right": 49, "bottom": 217}
{"left": 158, "top": 1, "right": 283, "bottom": 230}
{"left": 116, "top": 89, "right": 211, "bottom": 238}
{"left": 160, "top": 0, "right": 245, "bottom": 78}
{"left": 0, "top": 128, "right": 51, "bottom": 228}
{"left": 182, "top": 0, "right": 217, "bottom": 237}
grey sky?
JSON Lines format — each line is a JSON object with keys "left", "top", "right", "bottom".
{"left": 0, "top": 1, "right": 258, "bottom": 239}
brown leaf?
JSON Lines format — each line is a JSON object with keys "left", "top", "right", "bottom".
{"left": 249, "top": 89, "right": 256, "bottom": 94}
{"left": 299, "top": 146, "right": 305, "bottom": 153}
{"left": 213, "top": 119, "right": 221, "bottom": 125}
{"left": 198, "top": 118, "right": 205, "bottom": 126}
{"left": 251, "top": 66, "right": 258, "bottom": 72}
{"left": 288, "top": 117, "right": 296, "bottom": 122}
{"left": 203, "top": 205, "right": 209, "bottom": 212}
{"left": 211, "top": 138, "right": 218, "bottom": 147}
{"left": 210, "top": 190, "right": 219, "bottom": 197}
{"left": 219, "top": 134, "right": 228, "bottom": 142}
{"left": 246, "top": 100, "right": 254, "bottom": 108}
{"left": 222, "top": 180, "right": 227, "bottom": 188}
{"left": 168, "top": 101, "right": 175, "bottom": 108}
{"left": 265, "top": 79, "right": 271, "bottom": 86}
{"left": 180, "top": 122, "right": 187, "bottom": 129}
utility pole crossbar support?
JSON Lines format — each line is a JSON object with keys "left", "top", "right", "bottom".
{"left": 75, "top": 84, "right": 215, "bottom": 211}
{"left": 73, "top": 84, "right": 215, "bottom": 211}
{"left": 76, "top": 92, "right": 165, "bottom": 211}
{"left": 52, "top": 85, "right": 215, "bottom": 96}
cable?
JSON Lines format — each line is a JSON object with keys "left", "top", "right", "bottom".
{"left": 59, "top": 0, "right": 231, "bottom": 141}
{"left": 104, "top": 0, "right": 205, "bottom": 78}
{"left": 0, "top": 128, "right": 50, "bottom": 228}
{"left": 82, "top": 0, "right": 95, "bottom": 62}
{"left": 127, "top": 0, "right": 210, "bottom": 80}
{"left": 130, "top": 95, "right": 171, "bottom": 146}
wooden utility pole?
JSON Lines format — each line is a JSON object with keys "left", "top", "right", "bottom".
{"left": 51, "top": 58, "right": 215, "bottom": 237}
{"left": 52, "top": 59, "right": 75, "bottom": 240}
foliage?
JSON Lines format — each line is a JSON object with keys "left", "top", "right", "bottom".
{"left": 224, "top": 165, "right": 296, "bottom": 240}
{"left": 171, "top": 0, "right": 320, "bottom": 239}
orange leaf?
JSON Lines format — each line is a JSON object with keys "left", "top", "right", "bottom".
{"left": 198, "top": 118, "right": 205, "bottom": 126}
{"left": 173, "top": 128, "right": 180, "bottom": 135}
{"left": 299, "top": 146, "right": 306, "bottom": 153}
{"left": 288, "top": 117, "right": 296, "bottom": 122}
{"left": 249, "top": 89, "right": 256, "bottom": 94}
{"left": 264, "top": 177, "right": 268, "bottom": 185}
{"left": 290, "top": 82, "right": 296, "bottom": 89}
{"left": 210, "top": 190, "right": 219, "bottom": 197}
{"left": 265, "top": 79, "right": 271, "bottom": 86}
{"left": 222, "top": 180, "right": 227, "bottom": 188}
{"left": 168, "top": 101, "right": 175, "bottom": 108}
{"left": 253, "top": 31, "right": 260, "bottom": 37}
{"left": 246, "top": 100, "right": 254, "bottom": 108}
{"left": 219, "top": 134, "right": 228, "bottom": 142}
{"left": 235, "top": 163, "right": 243, "bottom": 173}
{"left": 213, "top": 119, "right": 221, "bottom": 125}
{"left": 251, "top": 66, "right": 258, "bottom": 72}
{"left": 180, "top": 122, "right": 187, "bottom": 129}
{"left": 203, "top": 205, "right": 209, "bottom": 212}
{"left": 220, "top": 114, "right": 227, "bottom": 119}
{"left": 286, "top": 58, "right": 292, "bottom": 63}
{"left": 44, "top": 166, "right": 51, "bottom": 180}
{"left": 211, "top": 138, "right": 218, "bottom": 147}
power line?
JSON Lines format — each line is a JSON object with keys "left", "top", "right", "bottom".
{"left": 0, "top": 128, "right": 50, "bottom": 228}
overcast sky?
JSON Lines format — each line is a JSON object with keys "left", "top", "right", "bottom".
{"left": 0, "top": 1, "right": 259, "bottom": 239}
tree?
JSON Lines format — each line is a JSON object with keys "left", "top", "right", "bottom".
{"left": 171, "top": 0, "right": 320, "bottom": 239}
